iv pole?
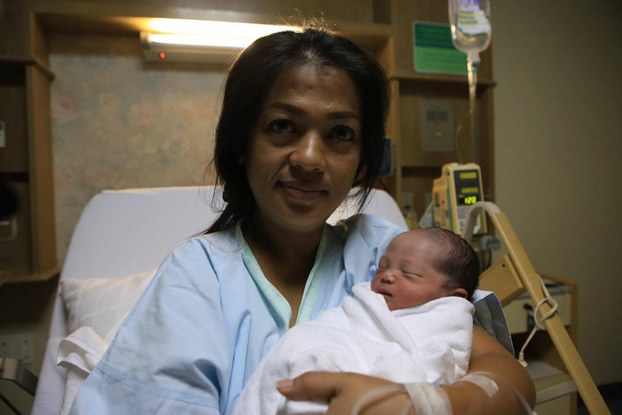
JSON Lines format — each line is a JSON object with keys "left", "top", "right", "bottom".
{"left": 462, "top": 202, "right": 610, "bottom": 414}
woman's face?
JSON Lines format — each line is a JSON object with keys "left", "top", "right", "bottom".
{"left": 245, "top": 63, "right": 362, "bottom": 234}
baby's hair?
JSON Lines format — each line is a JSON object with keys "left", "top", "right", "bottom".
{"left": 417, "top": 227, "right": 480, "bottom": 300}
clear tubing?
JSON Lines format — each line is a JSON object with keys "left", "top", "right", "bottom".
{"left": 467, "top": 55, "right": 478, "bottom": 163}
{"left": 448, "top": 0, "right": 491, "bottom": 163}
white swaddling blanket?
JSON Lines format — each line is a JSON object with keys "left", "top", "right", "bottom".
{"left": 233, "top": 282, "right": 474, "bottom": 415}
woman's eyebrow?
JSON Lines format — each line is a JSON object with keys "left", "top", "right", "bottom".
{"left": 327, "top": 111, "right": 361, "bottom": 122}
{"left": 263, "top": 102, "right": 361, "bottom": 121}
{"left": 262, "top": 102, "right": 303, "bottom": 115}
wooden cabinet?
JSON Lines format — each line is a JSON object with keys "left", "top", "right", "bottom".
{"left": 0, "top": 0, "right": 31, "bottom": 57}
{"left": 381, "top": 0, "right": 495, "bottom": 218}
{"left": 505, "top": 275, "right": 579, "bottom": 415}
{"left": 0, "top": 2, "right": 58, "bottom": 283}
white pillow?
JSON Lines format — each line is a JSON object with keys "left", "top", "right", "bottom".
{"left": 60, "top": 269, "right": 156, "bottom": 340}
{"left": 58, "top": 269, "right": 155, "bottom": 415}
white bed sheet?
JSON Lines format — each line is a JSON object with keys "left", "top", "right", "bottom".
{"left": 31, "top": 186, "right": 406, "bottom": 415}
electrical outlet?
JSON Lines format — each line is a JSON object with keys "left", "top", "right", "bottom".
{"left": 420, "top": 99, "right": 454, "bottom": 153}
{"left": 18, "top": 333, "right": 33, "bottom": 365}
{"left": 0, "top": 333, "right": 33, "bottom": 365}
{"left": 401, "top": 191, "right": 415, "bottom": 211}
{"left": 0, "top": 335, "right": 10, "bottom": 357}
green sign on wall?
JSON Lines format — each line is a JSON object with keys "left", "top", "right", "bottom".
{"left": 413, "top": 21, "right": 467, "bottom": 75}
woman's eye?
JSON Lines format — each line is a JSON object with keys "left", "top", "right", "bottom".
{"left": 331, "top": 126, "right": 356, "bottom": 141}
{"left": 269, "top": 119, "right": 296, "bottom": 135}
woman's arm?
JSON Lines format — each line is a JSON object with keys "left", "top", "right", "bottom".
{"left": 277, "top": 325, "right": 536, "bottom": 414}
{"left": 445, "top": 325, "right": 535, "bottom": 414}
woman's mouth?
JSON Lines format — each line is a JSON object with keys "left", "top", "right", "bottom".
{"left": 280, "top": 182, "right": 325, "bottom": 201}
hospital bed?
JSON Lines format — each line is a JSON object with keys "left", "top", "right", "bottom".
{"left": 31, "top": 186, "right": 407, "bottom": 415}
{"left": 463, "top": 202, "right": 609, "bottom": 414}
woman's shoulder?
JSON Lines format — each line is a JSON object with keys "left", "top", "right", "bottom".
{"left": 155, "top": 228, "right": 241, "bottom": 275}
{"left": 330, "top": 213, "right": 405, "bottom": 246}
{"left": 325, "top": 214, "right": 405, "bottom": 277}
{"left": 172, "top": 228, "right": 239, "bottom": 254}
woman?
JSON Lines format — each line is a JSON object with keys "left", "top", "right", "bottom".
{"left": 71, "top": 26, "right": 534, "bottom": 414}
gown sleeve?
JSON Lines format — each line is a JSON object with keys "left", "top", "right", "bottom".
{"left": 70, "top": 238, "right": 233, "bottom": 415}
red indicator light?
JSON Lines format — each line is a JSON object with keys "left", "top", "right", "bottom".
{"left": 159, "top": 52, "right": 166, "bottom": 60}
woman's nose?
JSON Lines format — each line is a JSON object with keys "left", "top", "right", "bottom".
{"left": 289, "top": 132, "right": 325, "bottom": 172}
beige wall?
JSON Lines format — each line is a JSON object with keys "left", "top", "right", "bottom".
{"left": 493, "top": 1, "right": 622, "bottom": 385}
{"left": 50, "top": 33, "right": 225, "bottom": 264}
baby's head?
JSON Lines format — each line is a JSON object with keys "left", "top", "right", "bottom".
{"left": 371, "top": 227, "right": 480, "bottom": 310}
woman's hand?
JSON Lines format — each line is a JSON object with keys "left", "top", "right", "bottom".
{"left": 277, "top": 372, "right": 412, "bottom": 415}
{"left": 277, "top": 327, "right": 536, "bottom": 415}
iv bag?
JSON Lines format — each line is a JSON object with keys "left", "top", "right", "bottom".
{"left": 448, "top": 0, "right": 492, "bottom": 64}
{"left": 448, "top": 0, "right": 492, "bottom": 164}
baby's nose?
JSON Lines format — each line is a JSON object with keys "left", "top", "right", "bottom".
{"left": 381, "top": 271, "right": 396, "bottom": 283}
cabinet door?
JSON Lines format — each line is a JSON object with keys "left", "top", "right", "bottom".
{"left": 0, "top": 67, "right": 28, "bottom": 172}
{"left": 0, "top": 181, "right": 32, "bottom": 276}
{"left": 0, "top": 0, "right": 30, "bottom": 57}
{"left": 26, "top": 65, "right": 57, "bottom": 278}
{"left": 0, "top": 63, "right": 57, "bottom": 282}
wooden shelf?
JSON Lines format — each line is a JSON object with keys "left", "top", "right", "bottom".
{"left": 0, "top": 7, "right": 57, "bottom": 284}
{"left": 392, "top": 69, "right": 496, "bottom": 87}
{"left": 0, "top": 57, "right": 55, "bottom": 80}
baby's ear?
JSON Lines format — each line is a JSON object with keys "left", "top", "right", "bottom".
{"left": 451, "top": 288, "right": 468, "bottom": 299}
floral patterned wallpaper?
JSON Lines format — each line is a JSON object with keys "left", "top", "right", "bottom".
{"left": 50, "top": 33, "right": 227, "bottom": 264}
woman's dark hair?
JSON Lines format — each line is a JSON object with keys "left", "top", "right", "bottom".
{"left": 423, "top": 227, "right": 480, "bottom": 301}
{"left": 207, "top": 25, "right": 389, "bottom": 233}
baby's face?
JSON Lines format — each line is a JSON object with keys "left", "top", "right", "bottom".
{"left": 371, "top": 231, "right": 453, "bottom": 310}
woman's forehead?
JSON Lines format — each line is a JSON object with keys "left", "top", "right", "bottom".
{"left": 263, "top": 64, "right": 360, "bottom": 106}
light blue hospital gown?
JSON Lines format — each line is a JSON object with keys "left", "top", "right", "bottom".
{"left": 70, "top": 214, "right": 511, "bottom": 415}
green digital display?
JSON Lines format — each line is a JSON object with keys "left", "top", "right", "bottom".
{"left": 459, "top": 172, "right": 478, "bottom": 180}
{"left": 454, "top": 170, "right": 482, "bottom": 206}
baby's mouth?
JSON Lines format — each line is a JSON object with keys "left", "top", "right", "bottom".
{"left": 376, "top": 288, "right": 392, "bottom": 297}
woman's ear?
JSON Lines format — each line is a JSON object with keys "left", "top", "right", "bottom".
{"left": 353, "top": 164, "right": 366, "bottom": 185}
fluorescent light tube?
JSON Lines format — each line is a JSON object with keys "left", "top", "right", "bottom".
{"left": 141, "top": 19, "right": 301, "bottom": 63}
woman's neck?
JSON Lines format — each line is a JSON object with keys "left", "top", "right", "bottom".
{"left": 242, "top": 215, "right": 324, "bottom": 324}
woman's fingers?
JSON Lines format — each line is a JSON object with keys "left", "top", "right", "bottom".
{"left": 277, "top": 372, "right": 412, "bottom": 415}
{"left": 276, "top": 371, "right": 344, "bottom": 402}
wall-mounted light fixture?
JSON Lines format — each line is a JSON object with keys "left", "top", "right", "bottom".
{"left": 141, "top": 18, "right": 301, "bottom": 63}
